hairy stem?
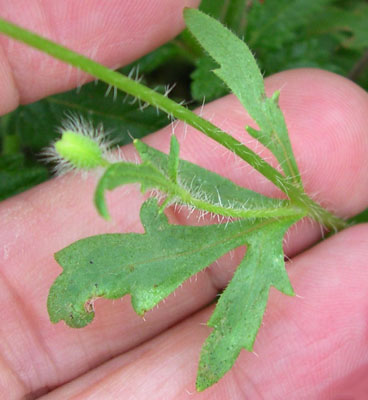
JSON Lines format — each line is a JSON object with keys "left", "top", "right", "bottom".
{"left": 163, "top": 178, "right": 306, "bottom": 220}
{"left": 0, "top": 18, "right": 347, "bottom": 231}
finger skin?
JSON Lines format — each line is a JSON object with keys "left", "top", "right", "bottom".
{"left": 0, "top": 69, "right": 367, "bottom": 398}
{"left": 0, "top": 0, "right": 199, "bottom": 113}
{"left": 41, "top": 224, "right": 368, "bottom": 400}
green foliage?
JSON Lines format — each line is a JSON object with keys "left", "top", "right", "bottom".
{"left": 189, "top": 0, "right": 368, "bottom": 102}
{"left": 190, "top": 57, "right": 227, "bottom": 102}
{"left": 247, "top": 0, "right": 368, "bottom": 77}
{"left": 48, "top": 195, "right": 301, "bottom": 391}
{"left": 197, "top": 215, "right": 298, "bottom": 390}
{"left": 48, "top": 198, "right": 300, "bottom": 330}
{"left": 311, "top": 3, "right": 368, "bottom": 50}
{"left": 50, "top": 126, "right": 306, "bottom": 389}
{"left": 0, "top": 153, "right": 48, "bottom": 201}
{"left": 184, "top": 8, "right": 302, "bottom": 188}
{"left": 95, "top": 138, "right": 295, "bottom": 221}
{"left": 246, "top": 0, "right": 333, "bottom": 50}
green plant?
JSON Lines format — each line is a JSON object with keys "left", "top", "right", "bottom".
{"left": 0, "top": 6, "right": 359, "bottom": 392}
{"left": 1, "top": 0, "right": 367, "bottom": 201}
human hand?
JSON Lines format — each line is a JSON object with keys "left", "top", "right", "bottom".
{"left": 1, "top": 1, "right": 368, "bottom": 399}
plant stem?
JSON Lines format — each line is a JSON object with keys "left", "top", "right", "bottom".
{"left": 174, "top": 187, "right": 306, "bottom": 219}
{"left": 0, "top": 18, "right": 347, "bottom": 231}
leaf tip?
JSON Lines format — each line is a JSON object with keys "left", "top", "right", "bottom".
{"left": 195, "top": 364, "right": 220, "bottom": 392}
{"left": 94, "top": 184, "right": 111, "bottom": 220}
{"left": 133, "top": 138, "right": 146, "bottom": 159}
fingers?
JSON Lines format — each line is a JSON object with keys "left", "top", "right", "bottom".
{"left": 0, "top": 0, "right": 199, "bottom": 113}
{"left": 0, "top": 69, "right": 367, "bottom": 397}
{"left": 42, "top": 224, "right": 368, "bottom": 399}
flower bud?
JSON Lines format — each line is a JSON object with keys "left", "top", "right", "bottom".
{"left": 54, "top": 130, "right": 107, "bottom": 170}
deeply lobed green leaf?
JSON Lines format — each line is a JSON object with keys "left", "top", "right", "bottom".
{"left": 196, "top": 216, "right": 297, "bottom": 390}
{"left": 48, "top": 196, "right": 302, "bottom": 389}
{"left": 48, "top": 198, "right": 295, "bottom": 328}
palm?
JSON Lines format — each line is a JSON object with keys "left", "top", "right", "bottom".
{"left": 1, "top": 1, "right": 368, "bottom": 399}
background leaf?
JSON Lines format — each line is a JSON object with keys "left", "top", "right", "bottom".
{"left": 190, "top": 57, "right": 228, "bottom": 102}
{"left": 0, "top": 153, "right": 48, "bottom": 200}
{"left": 2, "top": 79, "right": 169, "bottom": 153}
{"left": 246, "top": 0, "right": 333, "bottom": 51}
{"left": 309, "top": 4, "right": 368, "bottom": 50}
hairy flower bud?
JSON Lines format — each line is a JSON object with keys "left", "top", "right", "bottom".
{"left": 41, "top": 115, "right": 111, "bottom": 175}
{"left": 55, "top": 130, "right": 106, "bottom": 170}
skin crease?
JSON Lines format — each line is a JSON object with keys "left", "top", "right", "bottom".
{"left": 0, "top": 1, "right": 368, "bottom": 399}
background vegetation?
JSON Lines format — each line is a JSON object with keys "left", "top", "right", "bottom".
{"left": 1, "top": 0, "right": 367, "bottom": 201}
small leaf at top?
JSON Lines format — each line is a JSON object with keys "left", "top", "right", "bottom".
{"left": 184, "top": 8, "right": 303, "bottom": 188}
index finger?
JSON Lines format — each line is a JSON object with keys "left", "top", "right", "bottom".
{"left": 0, "top": 0, "right": 199, "bottom": 114}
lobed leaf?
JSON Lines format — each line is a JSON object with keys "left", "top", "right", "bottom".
{"left": 134, "top": 138, "right": 284, "bottom": 211}
{"left": 49, "top": 198, "right": 270, "bottom": 328}
{"left": 184, "top": 8, "right": 303, "bottom": 188}
{"left": 48, "top": 197, "right": 302, "bottom": 390}
{"left": 196, "top": 216, "right": 298, "bottom": 390}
